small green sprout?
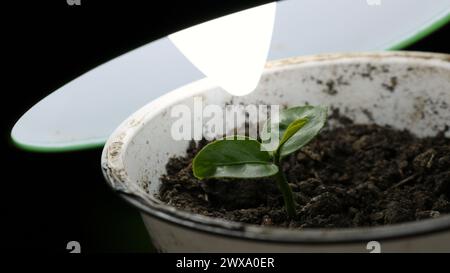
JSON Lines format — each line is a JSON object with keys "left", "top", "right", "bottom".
{"left": 192, "top": 105, "right": 328, "bottom": 219}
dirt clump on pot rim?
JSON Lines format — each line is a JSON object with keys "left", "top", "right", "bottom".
{"left": 158, "top": 114, "right": 450, "bottom": 229}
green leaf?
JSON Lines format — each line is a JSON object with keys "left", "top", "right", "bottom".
{"left": 262, "top": 105, "right": 328, "bottom": 158}
{"left": 192, "top": 136, "right": 278, "bottom": 179}
{"left": 278, "top": 118, "right": 308, "bottom": 151}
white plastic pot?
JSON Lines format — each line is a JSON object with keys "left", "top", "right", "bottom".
{"left": 102, "top": 52, "right": 450, "bottom": 252}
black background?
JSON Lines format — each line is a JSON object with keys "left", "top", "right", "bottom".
{"left": 1, "top": 0, "right": 449, "bottom": 253}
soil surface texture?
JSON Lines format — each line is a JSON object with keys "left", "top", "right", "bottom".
{"left": 159, "top": 115, "right": 450, "bottom": 228}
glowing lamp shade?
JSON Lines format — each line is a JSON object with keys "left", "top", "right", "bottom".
{"left": 169, "top": 2, "right": 276, "bottom": 96}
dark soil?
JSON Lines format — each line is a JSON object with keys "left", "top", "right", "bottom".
{"left": 159, "top": 115, "right": 450, "bottom": 228}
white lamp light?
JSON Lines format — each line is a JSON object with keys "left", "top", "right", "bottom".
{"left": 169, "top": 2, "right": 277, "bottom": 96}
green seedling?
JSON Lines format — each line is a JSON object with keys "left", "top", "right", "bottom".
{"left": 192, "top": 105, "right": 328, "bottom": 218}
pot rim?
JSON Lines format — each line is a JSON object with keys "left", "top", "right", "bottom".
{"left": 102, "top": 51, "right": 450, "bottom": 244}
